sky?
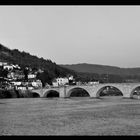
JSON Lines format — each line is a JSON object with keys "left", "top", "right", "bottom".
{"left": 0, "top": 6, "right": 140, "bottom": 68}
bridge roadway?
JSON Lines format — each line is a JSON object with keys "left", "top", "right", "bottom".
{"left": 31, "top": 83, "right": 140, "bottom": 98}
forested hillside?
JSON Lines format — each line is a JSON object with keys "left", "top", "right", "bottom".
{"left": 0, "top": 44, "right": 77, "bottom": 85}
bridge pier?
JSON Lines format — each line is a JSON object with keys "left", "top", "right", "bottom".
{"left": 122, "top": 86, "right": 133, "bottom": 99}
{"left": 59, "top": 87, "right": 67, "bottom": 98}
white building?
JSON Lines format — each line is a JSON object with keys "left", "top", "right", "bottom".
{"left": 31, "top": 80, "right": 42, "bottom": 88}
{"left": 52, "top": 77, "right": 69, "bottom": 87}
{"left": 88, "top": 81, "right": 99, "bottom": 85}
{"left": 27, "top": 86, "right": 34, "bottom": 90}
{"left": 0, "top": 62, "right": 20, "bottom": 70}
{"left": 3, "top": 64, "right": 13, "bottom": 70}
{"left": 0, "top": 61, "right": 8, "bottom": 66}
{"left": 12, "top": 64, "right": 20, "bottom": 69}
{"left": 17, "top": 86, "right": 27, "bottom": 90}
{"left": 28, "top": 74, "right": 36, "bottom": 79}
{"left": 68, "top": 75, "right": 74, "bottom": 80}
{"left": 52, "top": 81, "right": 59, "bottom": 87}
{"left": 11, "top": 81, "right": 22, "bottom": 86}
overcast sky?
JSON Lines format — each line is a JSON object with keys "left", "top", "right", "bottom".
{"left": 0, "top": 6, "right": 140, "bottom": 68}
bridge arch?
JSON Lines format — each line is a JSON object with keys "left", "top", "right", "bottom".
{"left": 67, "top": 87, "right": 90, "bottom": 97}
{"left": 95, "top": 85, "right": 124, "bottom": 98}
{"left": 43, "top": 89, "right": 60, "bottom": 98}
{"left": 31, "top": 92, "right": 40, "bottom": 98}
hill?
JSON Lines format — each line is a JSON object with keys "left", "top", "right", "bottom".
{"left": 60, "top": 63, "right": 140, "bottom": 76}
{"left": 0, "top": 43, "right": 77, "bottom": 85}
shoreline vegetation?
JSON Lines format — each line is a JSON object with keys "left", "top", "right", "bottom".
{"left": 0, "top": 89, "right": 40, "bottom": 99}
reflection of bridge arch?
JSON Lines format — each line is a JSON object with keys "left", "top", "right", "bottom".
{"left": 67, "top": 87, "right": 90, "bottom": 97}
{"left": 43, "top": 89, "right": 60, "bottom": 98}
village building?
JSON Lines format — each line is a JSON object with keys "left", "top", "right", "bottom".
{"left": 3, "top": 64, "right": 14, "bottom": 70}
{"left": 28, "top": 73, "right": 36, "bottom": 79}
{"left": 52, "top": 77, "right": 69, "bottom": 87}
{"left": 11, "top": 81, "right": 22, "bottom": 86}
{"left": 16, "top": 86, "right": 27, "bottom": 90}
{"left": 0, "top": 61, "right": 8, "bottom": 66}
{"left": 88, "top": 81, "right": 100, "bottom": 85}
{"left": 31, "top": 80, "right": 42, "bottom": 88}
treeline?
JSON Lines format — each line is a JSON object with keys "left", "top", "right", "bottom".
{"left": 75, "top": 72, "right": 123, "bottom": 83}
{"left": 0, "top": 89, "right": 40, "bottom": 98}
{"left": 75, "top": 72, "right": 140, "bottom": 83}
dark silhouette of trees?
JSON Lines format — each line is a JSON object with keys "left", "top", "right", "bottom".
{"left": 23, "top": 67, "right": 29, "bottom": 82}
{"left": 0, "top": 68, "right": 8, "bottom": 78}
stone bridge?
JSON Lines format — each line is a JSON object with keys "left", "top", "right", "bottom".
{"left": 31, "top": 83, "right": 140, "bottom": 98}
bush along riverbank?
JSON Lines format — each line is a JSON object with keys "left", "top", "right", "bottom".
{"left": 0, "top": 89, "right": 40, "bottom": 99}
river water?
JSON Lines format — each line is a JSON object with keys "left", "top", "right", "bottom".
{"left": 0, "top": 96, "right": 140, "bottom": 135}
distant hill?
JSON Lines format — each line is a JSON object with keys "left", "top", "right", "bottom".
{"left": 60, "top": 63, "right": 140, "bottom": 76}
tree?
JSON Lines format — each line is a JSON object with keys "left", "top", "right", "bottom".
{"left": 23, "top": 67, "right": 29, "bottom": 81}
{"left": 0, "top": 68, "right": 8, "bottom": 78}
{"left": 36, "top": 70, "right": 55, "bottom": 87}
